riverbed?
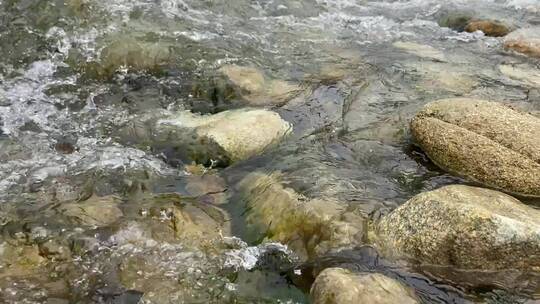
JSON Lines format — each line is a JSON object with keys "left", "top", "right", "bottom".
{"left": 0, "top": 0, "right": 539, "bottom": 303}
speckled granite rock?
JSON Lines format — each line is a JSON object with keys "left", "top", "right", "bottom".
{"left": 376, "top": 185, "right": 540, "bottom": 270}
{"left": 393, "top": 42, "right": 446, "bottom": 61}
{"left": 310, "top": 268, "right": 418, "bottom": 304}
{"left": 504, "top": 27, "right": 540, "bottom": 58}
{"left": 411, "top": 98, "right": 540, "bottom": 197}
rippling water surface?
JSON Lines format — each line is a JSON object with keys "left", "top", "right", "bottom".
{"left": 0, "top": 0, "right": 539, "bottom": 303}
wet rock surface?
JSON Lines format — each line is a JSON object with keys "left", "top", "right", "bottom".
{"left": 393, "top": 41, "right": 446, "bottom": 61}
{"left": 504, "top": 27, "right": 540, "bottom": 58}
{"left": 156, "top": 108, "right": 292, "bottom": 165}
{"left": 237, "top": 172, "right": 367, "bottom": 261}
{"left": 310, "top": 268, "right": 419, "bottom": 304}
{"left": 377, "top": 185, "right": 540, "bottom": 271}
{"left": 464, "top": 20, "right": 510, "bottom": 37}
{"left": 411, "top": 98, "right": 540, "bottom": 197}
{"left": 59, "top": 195, "right": 123, "bottom": 227}
{"left": 215, "top": 65, "right": 302, "bottom": 106}
{"left": 438, "top": 13, "right": 510, "bottom": 37}
{"left": 88, "top": 36, "right": 172, "bottom": 79}
{"left": 2, "top": 0, "right": 540, "bottom": 302}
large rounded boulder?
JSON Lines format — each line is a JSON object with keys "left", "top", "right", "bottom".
{"left": 376, "top": 185, "right": 540, "bottom": 271}
{"left": 410, "top": 98, "right": 540, "bottom": 197}
{"left": 310, "top": 268, "right": 418, "bottom": 304}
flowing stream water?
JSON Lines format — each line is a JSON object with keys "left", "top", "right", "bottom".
{"left": 0, "top": 0, "right": 539, "bottom": 303}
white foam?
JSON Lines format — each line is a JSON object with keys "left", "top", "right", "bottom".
{"left": 224, "top": 241, "right": 291, "bottom": 271}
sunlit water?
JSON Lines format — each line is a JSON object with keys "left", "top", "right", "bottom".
{"left": 0, "top": 0, "right": 539, "bottom": 303}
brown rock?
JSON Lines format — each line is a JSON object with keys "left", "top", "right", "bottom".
{"left": 218, "top": 65, "right": 301, "bottom": 106}
{"left": 465, "top": 20, "right": 510, "bottom": 37}
{"left": 311, "top": 268, "right": 418, "bottom": 304}
{"left": 59, "top": 195, "right": 123, "bottom": 227}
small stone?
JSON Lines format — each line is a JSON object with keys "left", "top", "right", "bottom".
{"left": 409, "top": 62, "right": 477, "bottom": 94}
{"left": 217, "top": 65, "right": 301, "bottom": 105}
{"left": 0, "top": 243, "right": 46, "bottom": 277}
{"left": 464, "top": 20, "right": 510, "bottom": 37}
{"left": 185, "top": 174, "right": 228, "bottom": 205}
{"left": 39, "top": 240, "right": 71, "bottom": 261}
{"left": 411, "top": 98, "right": 540, "bottom": 197}
{"left": 504, "top": 27, "right": 540, "bottom": 58}
{"left": 119, "top": 193, "right": 230, "bottom": 246}
{"left": 310, "top": 268, "right": 418, "bottom": 304}
{"left": 376, "top": 185, "right": 540, "bottom": 271}
{"left": 219, "top": 65, "right": 265, "bottom": 96}
{"left": 54, "top": 141, "right": 76, "bottom": 154}
{"left": 46, "top": 299, "right": 70, "bottom": 304}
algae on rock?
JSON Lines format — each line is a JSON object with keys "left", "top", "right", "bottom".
{"left": 59, "top": 195, "right": 124, "bottom": 227}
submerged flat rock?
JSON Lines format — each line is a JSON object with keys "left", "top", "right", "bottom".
{"left": 158, "top": 108, "right": 292, "bottom": 164}
{"left": 376, "top": 185, "right": 540, "bottom": 270}
{"left": 411, "top": 98, "right": 540, "bottom": 197}
{"left": 237, "top": 172, "right": 366, "bottom": 261}
{"left": 504, "top": 27, "right": 540, "bottom": 58}
{"left": 499, "top": 64, "right": 540, "bottom": 87}
{"left": 465, "top": 20, "right": 510, "bottom": 37}
{"left": 60, "top": 195, "right": 124, "bottom": 227}
{"left": 310, "top": 268, "right": 418, "bottom": 304}
{"left": 194, "top": 64, "right": 302, "bottom": 106}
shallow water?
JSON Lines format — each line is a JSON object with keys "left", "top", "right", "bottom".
{"left": 1, "top": 0, "right": 540, "bottom": 303}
